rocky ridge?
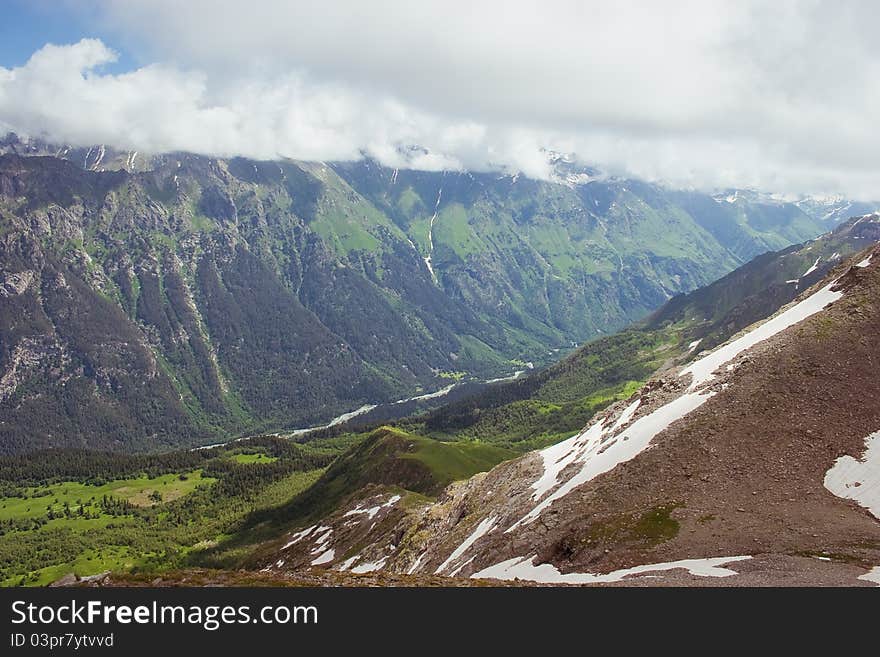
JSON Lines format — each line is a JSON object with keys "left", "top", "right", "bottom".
{"left": 260, "top": 245, "right": 880, "bottom": 586}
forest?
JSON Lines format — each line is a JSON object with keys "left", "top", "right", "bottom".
{"left": 0, "top": 437, "right": 334, "bottom": 586}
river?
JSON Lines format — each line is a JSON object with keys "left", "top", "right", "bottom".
{"left": 193, "top": 368, "right": 529, "bottom": 450}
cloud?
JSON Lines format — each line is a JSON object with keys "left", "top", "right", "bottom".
{"left": 1, "top": 1, "right": 879, "bottom": 198}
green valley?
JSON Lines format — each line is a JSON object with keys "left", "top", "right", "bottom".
{"left": 0, "top": 136, "right": 835, "bottom": 454}
{"left": 0, "top": 213, "right": 876, "bottom": 585}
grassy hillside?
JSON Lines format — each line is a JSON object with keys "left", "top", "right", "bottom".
{"left": 251, "top": 427, "right": 513, "bottom": 527}
{"left": 0, "top": 438, "right": 330, "bottom": 585}
{"left": 183, "top": 426, "right": 514, "bottom": 570}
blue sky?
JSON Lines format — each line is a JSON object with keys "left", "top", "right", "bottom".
{"left": 0, "top": 0, "right": 134, "bottom": 71}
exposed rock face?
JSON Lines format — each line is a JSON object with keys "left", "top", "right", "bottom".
{"left": 259, "top": 247, "right": 880, "bottom": 586}
{"left": 0, "top": 269, "right": 34, "bottom": 297}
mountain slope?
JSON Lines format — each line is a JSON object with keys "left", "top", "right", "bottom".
{"left": 333, "top": 162, "right": 836, "bottom": 338}
{"left": 388, "top": 213, "right": 880, "bottom": 452}
{"left": 257, "top": 244, "right": 880, "bottom": 585}
{"left": 0, "top": 135, "right": 836, "bottom": 453}
{"left": 646, "top": 211, "right": 880, "bottom": 350}
{"left": 261, "top": 426, "right": 513, "bottom": 526}
{"left": 189, "top": 425, "right": 513, "bottom": 571}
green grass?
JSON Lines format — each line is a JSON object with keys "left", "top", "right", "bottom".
{"left": 632, "top": 504, "right": 681, "bottom": 543}
{"left": 228, "top": 453, "right": 279, "bottom": 464}
{"left": 304, "top": 162, "right": 407, "bottom": 254}
{"left": 148, "top": 230, "right": 177, "bottom": 250}
{"left": 0, "top": 470, "right": 214, "bottom": 521}
{"left": 0, "top": 462, "right": 324, "bottom": 586}
{"left": 523, "top": 222, "right": 583, "bottom": 277}
{"left": 399, "top": 439, "right": 515, "bottom": 485}
{"left": 437, "top": 371, "right": 467, "bottom": 381}
{"left": 434, "top": 203, "right": 483, "bottom": 258}
{"left": 185, "top": 428, "right": 518, "bottom": 570}
{"left": 406, "top": 217, "right": 432, "bottom": 252}
{"left": 396, "top": 187, "right": 423, "bottom": 217}
{"left": 244, "top": 427, "right": 516, "bottom": 534}
{"left": 3, "top": 547, "right": 144, "bottom": 587}
{"left": 183, "top": 469, "right": 324, "bottom": 569}
{"left": 456, "top": 334, "right": 513, "bottom": 372}
{"left": 292, "top": 432, "right": 365, "bottom": 457}
{"left": 4, "top": 549, "right": 135, "bottom": 587}
{"left": 311, "top": 212, "right": 381, "bottom": 253}
{"left": 250, "top": 469, "right": 324, "bottom": 508}
{"left": 189, "top": 213, "right": 216, "bottom": 232}
{"left": 579, "top": 504, "right": 681, "bottom": 552}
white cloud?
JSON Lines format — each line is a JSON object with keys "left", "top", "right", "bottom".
{"left": 1, "top": 1, "right": 879, "bottom": 198}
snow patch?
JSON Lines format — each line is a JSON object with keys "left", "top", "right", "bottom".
{"left": 310, "top": 526, "right": 332, "bottom": 549}
{"left": 515, "top": 277, "right": 845, "bottom": 533}
{"left": 801, "top": 257, "right": 821, "bottom": 278}
{"left": 449, "top": 556, "right": 475, "bottom": 577}
{"left": 680, "top": 281, "right": 844, "bottom": 390}
{"left": 351, "top": 557, "right": 387, "bottom": 574}
{"left": 344, "top": 494, "right": 402, "bottom": 521}
{"left": 282, "top": 525, "right": 315, "bottom": 550}
{"left": 821, "top": 202, "right": 851, "bottom": 221}
{"left": 435, "top": 515, "right": 498, "bottom": 574}
{"left": 407, "top": 552, "right": 426, "bottom": 575}
{"left": 824, "top": 430, "right": 880, "bottom": 520}
{"left": 529, "top": 399, "right": 643, "bottom": 505}
{"left": 311, "top": 549, "right": 335, "bottom": 566}
{"left": 472, "top": 555, "right": 751, "bottom": 584}
{"left": 858, "top": 566, "right": 880, "bottom": 585}
{"left": 610, "top": 398, "right": 641, "bottom": 432}
{"left": 338, "top": 556, "right": 358, "bottom": 571}
{"left": 512, "top": 391, "right": 712, "bottom": 530}
{"left": 531, "top": 422, "right": 604, "bottom": 503}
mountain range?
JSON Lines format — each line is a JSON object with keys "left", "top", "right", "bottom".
{"left": 1, "top": 179, "right": 877, "bottom": 585}
{"left": 239, "top": 223, "right": 880, "bottom": 586}
{"left": 1, "top": 133, "right": 869, "bottom": 454}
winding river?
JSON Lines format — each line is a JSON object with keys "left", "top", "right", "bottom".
{"left": 194, "top": 368, "right": 528, "bottom": 450}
